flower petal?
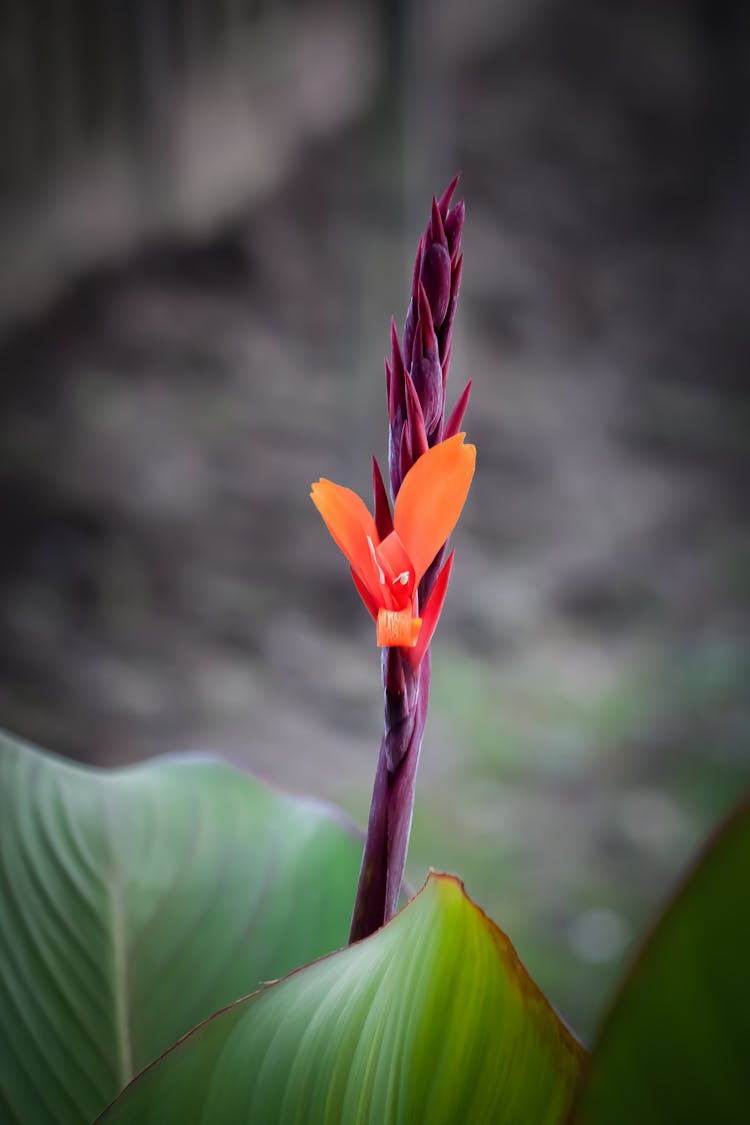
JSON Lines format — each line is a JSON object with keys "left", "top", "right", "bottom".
{"left": 393, "top": 433, "right": 475, "bottom": 585}
{"left": 376, "top": 531, "right": 415, "bottom": 607}
{"left": 350, "top": 567, "right": 379, "bottom": 621}
{"left": 311, "top": 479, "right": 381, "bottom": 600}
{"left": 408, "top": 551, "right": 454, "bottom": 668}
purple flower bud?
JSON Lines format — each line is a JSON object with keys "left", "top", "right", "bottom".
{"left": 402, "top": 236, "right": 424, "bottom": 366}
{"left": 372, "top": 456, "right": 393, "bottom": 540}
{"left": 399, "top": 422, "right": 412, "bottom": 487}
{"left": 387, "top": 319, "right": 406, "bottom": 422}
{"left": 421, "top": 241, "right": 451, "bottom": 330}
{"left": 404, "top": 371, "right": 429, "bottom": 460}
{"left": 437, "top": 174, "right": 459, "bottom": 219}
{"left": 389, "top": 423, "right": 405, "bottom": 501}
{"left": 421, "top": 200, "right": 451, "bottom": 329}
{"left": 438, "top": 252, "right": 463, "bottom": 369}
{"left": 441, "top": 344, "right": 452, "bottom": 392}
{"left": 443, "top": 379, "right": 472, "bottom": 440}
{"left": 444, "top": 199, "right": 465, "bottom": 262}
{"left": 410, "top": 284, "right": 444, "bottom": 438}
{"left": 430, "top": 196, "right": 448, "bottom": 246}
{"left": 387, "top": 320, "right": 408, "bottom": 498}
{"left": 387, "top": 177, "right": 464, "bottom": 497}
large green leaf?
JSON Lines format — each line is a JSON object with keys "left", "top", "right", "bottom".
{"left": 0, "top": 731, "right": 363, "bottom": 1125}
{"left": 571, "top": 793, "right": 750, "bottom": 1124}
{"left": 100, "top": 872, "right": 585, "bottom": 1124}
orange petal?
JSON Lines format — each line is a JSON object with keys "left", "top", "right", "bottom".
{"left": 311, "top": 479, "right": 380, "bottom": 597}
{"left": 351, "top": 566, "right": 379, "bottom": 621}
{"left": 375, "top": 531, "right": 415, "bottom": 608}
{"left": 393, "top": 433, "right": 475, "bottom": 585}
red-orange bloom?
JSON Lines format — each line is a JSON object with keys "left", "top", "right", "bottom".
{"left": 311, "top": 433, "right": 475, "bottom": 666}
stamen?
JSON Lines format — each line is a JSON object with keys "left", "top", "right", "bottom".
{"left": 393, "top": 571, "right": 410, "bottom": 586}
{"left": 367, "top": 536, "right": 386, "bottom": 584}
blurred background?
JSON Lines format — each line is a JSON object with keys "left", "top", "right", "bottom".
{"left": 1, "top": 0, "right": 749, "bottom": 1039}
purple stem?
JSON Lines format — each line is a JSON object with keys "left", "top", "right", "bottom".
{"left": 348, "top": 652, "right": 431, "bottom": 942}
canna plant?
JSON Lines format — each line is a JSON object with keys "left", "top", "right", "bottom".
{"left": 313, "top": 177, "right": 475, "bottom": 944}
{"left": 312, "top": 432, "right": 475, "bottom": 939}
{"left": 1, "top": 181, "right": 749, "bottom": 1125}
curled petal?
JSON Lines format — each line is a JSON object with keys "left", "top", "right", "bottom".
{"left": 376, "top": 531, "right": 415, "bottom": 608}
{"left": 393, "top": 433, "right": 475, "bottom": 585}
{"left": 377, "top": 608, "right": 421, "bottom": 648}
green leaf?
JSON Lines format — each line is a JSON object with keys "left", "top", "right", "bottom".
{"left": 571, "top": 793, "right": 750, "bottom": 1124}
{"left": 0, "top": 730, "right": 363, "bottom": 1125}
{"left": 100, "top": 872, "right": 585, "bottom": 1124}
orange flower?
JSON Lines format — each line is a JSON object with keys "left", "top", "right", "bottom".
{"left": 311, "top": 433, "right": 475, "bottom": 666}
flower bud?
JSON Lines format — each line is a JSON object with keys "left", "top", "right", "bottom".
{"left": 438, "top": 252, "right": 462, "bottom": 370}
{"left": 444, "top": 198, "right": 465, "bottom": 263}
{"left": 409, "top": 284, "right": 444, "bottom": 438}
{"left": 420, "top": 199, "right": 451, "bottom": 329}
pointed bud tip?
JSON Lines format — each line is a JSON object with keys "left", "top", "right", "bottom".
{"left": 404, "top": 370, "right": 429, "bottom": 460}
{"left": 443, "top": 380, "right": 472, "bottom": 440}
{"left": 411, "top": 235, "right": 424, "bottom": 299}
{"left": 417, "top": 282, "right": 437, "bottom": 352}
{"left": 438, "top": 174, "right": 460, "bottom": 218}
{"left": 430, "top": 197, "right": 447, "bottom": 246}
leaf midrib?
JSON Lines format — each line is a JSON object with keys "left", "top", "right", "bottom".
{"left": 100, "top": 789, "right": 134, "bottom": 1088}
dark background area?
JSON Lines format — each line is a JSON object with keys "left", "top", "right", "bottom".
{"left": 1, "top": 0, "right": 749, "bottom": 1038}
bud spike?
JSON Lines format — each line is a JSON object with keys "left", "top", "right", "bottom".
{"left": 443, "top": 380, "right": 473, "bottom": 440}
{"left": 388, "top": 320, "right": 406, "bottom": 421}
{"left": 372, "top": 456, "right": 394, "bottom": 538}
{"left": 445, "top": 199, "right": 465, "bottom": 261}
{"left": 437, "top": 174, "right": 460, "bottom": 219}
{"left": 399, "top": 422, "right": 412, "bottom": 485}
{"left": 390, "top": 317, "right": 405, "bottom": 379}
{"left": 404, "top": 371, "right": 429, "bottom": 460}
{"left": 441, "top": 344, "right": 451, "bottom": 391}
{"left": 430, "top": 197, "right": 447, "bottom": 247}
{"left": 417, "top": 282, "right": 437, "bottom": 354}
{"left": 439, "top": 252, "right": 463, "bottom": 365}
{"left": 411, "top": 235, "right": 424, "bottom": 301}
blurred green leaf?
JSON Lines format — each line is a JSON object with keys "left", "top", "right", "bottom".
{"left": 100, "top": 872, "right": 585, "bottom": 1124}
{"left": 0, "top": 731, "right": 363, "bottom": 1125}
{"left": 571, "top": 792, "right": 750, "bottom": 1124}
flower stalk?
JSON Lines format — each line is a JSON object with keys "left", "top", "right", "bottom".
{"left": 312, "top": 178, "right": 473, "bottom": 943}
